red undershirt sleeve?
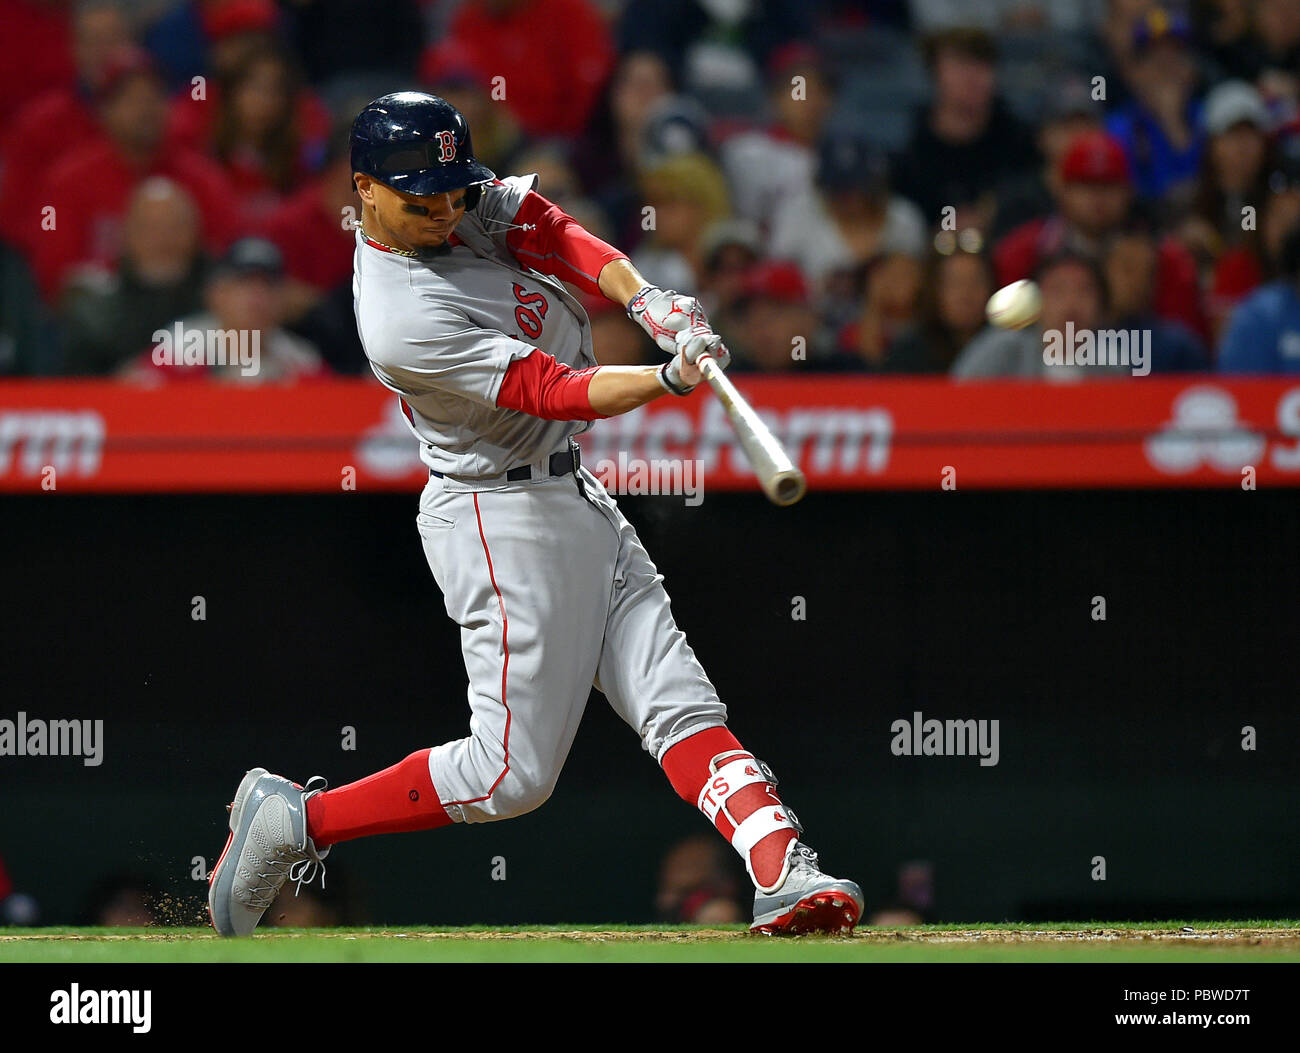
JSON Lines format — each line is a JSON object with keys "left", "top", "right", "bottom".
{"left": 505, "top": 190, "right": 628, "bottom": 296}
{"left": 496, "top": 348, "right": 609, "bottom": 421}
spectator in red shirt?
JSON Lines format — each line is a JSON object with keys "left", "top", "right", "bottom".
{"left": 422, "top": 0, "right": 615, "bottom": 140}
{"left": 0, "top": 0, "right": 132, "bottom": 254}
{"left": 993, "top": 129, "right": 1207, "bottom": 340}
{"left": 31, "top": 47, "right": 239, "bottom": 303}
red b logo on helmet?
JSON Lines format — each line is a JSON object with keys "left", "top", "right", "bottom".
{"left": 435, "top": 130, "right": 457, "bottom": 162}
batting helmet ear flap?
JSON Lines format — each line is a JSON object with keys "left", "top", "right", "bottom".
{"left": 464, "top": 183, "right": 483, "bottom": 211}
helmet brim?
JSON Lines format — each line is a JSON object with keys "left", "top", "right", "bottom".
{"left": 380, "top": 158, "right": 495, "bottom": 197}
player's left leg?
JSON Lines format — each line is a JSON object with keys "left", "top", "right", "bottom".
{"left": 581, "top": 470, "right": 863, "bottom": 934}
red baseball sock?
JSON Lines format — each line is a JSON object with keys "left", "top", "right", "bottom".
{"left": 661, "top": 726, "right": 798, "bottom": 892}
{"left": 306, "top": 749, "right": 452, "bottom": 848}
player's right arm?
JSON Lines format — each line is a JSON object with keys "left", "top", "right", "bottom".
{"left": 498, "top": 333, "right": 714, "bottom": 421}
{"left": 365, "top": 301, "right": 715, "bottom": 423}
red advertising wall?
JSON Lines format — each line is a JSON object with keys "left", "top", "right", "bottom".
{"left": 2, "top": 377, "right": 1298, "bottom": 492}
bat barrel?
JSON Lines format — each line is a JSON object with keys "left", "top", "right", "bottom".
{"left": 697, "top": 355, "right": 806, "bottom": 507}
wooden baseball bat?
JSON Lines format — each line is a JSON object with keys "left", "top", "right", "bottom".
{"left": 696, "top": 353, "right": 806, "bottom": 507}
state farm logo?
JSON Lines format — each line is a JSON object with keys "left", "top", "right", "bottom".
{"left": 1144, "top": 387, "right": 1265, "bottom": 474}
{"left": 583, "top": 399, "right": 893, "bottom": 477}
{"left": 0, "top": 410, "right": 104, "bottom": 477}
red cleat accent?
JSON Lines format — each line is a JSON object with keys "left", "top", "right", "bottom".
{"left": 752, "top": 891, "right": 862, "bottom": 936}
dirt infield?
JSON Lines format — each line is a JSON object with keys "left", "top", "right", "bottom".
{"left": 4, "top": 923, "right": 1297, "bottom": 947}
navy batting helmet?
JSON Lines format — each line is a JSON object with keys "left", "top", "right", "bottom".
{"left": 350, "top": 91, "right": 495, "bottom": 206}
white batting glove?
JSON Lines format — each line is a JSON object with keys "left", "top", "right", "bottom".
{"left": 627, "top": 284, "right": 709, "bottom": 355}
{"left": 657, "top": 323, "right": 730, "bottom": 396}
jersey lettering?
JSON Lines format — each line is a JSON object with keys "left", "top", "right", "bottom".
{"left": 513, "top": 283, "right": 549, "bottom": 340}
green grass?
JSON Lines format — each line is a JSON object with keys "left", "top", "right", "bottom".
{"left": 3, "top": 922, "right": 1298, "bottom": 962}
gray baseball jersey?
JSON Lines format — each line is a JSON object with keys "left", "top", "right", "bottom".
{"left": 353, "top": 174, "right": 597, "bottom": 479}
{"left": 351, "top": 174, "right": 727, "bottom": 824}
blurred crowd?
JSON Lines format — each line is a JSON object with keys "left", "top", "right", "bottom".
{"left": 2, "top": 0, "right": 1300, "bottom": 380}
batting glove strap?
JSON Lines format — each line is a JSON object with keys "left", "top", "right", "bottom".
{"left": 657, "top": 359, "right": 695, "bottom": 396}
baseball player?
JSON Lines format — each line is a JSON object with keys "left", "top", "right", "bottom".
{"left": 208, "top": 92, "right": 863, "bottom": 937}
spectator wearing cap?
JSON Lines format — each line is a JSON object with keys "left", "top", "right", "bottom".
{"left": 1218, "top": 222, "right": 1300, "bottom": 373}
{"left": 724, "top": 261, "right": 831, "bottom": 373}
{"left": 632, "top": 153, "right": 732, "bottom": 291}
{"left": 0, "top": 0, "right": 132, "bottom": 256}
{"left": 888, "top": 246, "right": 996, "bottom": 374}
{"left": 993, "top": 129, "right": 1206, "bottom": 339}
{"left": 129, "top": 236, "right": 326, "bottom": 382}
{"left": 769, "top": 134, "right": 926, "bottom": 301}
{"left": 718, "top": 44, "right": 835, "bottom": 241}
{"left": 1184, "top": 80, "right": 1274, "bottom": 341}
{"left": 59, "top": 178, "right": 208, "bottom": 375}
{"left": 892, "top": 27, "right": 1039, "bottom": 231}
{"left": 30, "top": 46, "right": 239, "bottom": 303}
{"left": 953, "top": 251, "right": 1128, "bottom": 378}
{"left": 1104, "top": 7, "right": 1204, "bottom": 207}
{"left": 424, "top": 0, "right": 615, "bottom": 141}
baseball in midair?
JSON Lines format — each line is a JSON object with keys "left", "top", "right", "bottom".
{"left": 985, "top": 280, "right": 1042, "bottom": 330}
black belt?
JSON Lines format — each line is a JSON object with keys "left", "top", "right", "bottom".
{"left": 429, "top": 442, "right": 581, "bottom": 482}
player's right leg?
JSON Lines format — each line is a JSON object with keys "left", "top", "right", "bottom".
{"left": 581, "top": 469, "right": 863, "bottom": 934}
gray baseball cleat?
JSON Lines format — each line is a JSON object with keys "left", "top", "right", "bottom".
{"left": 208, "top": 767, "right": 330, "bottom": 937}
{"left": 751, "top": 842, "right": 864, "bottom": 935}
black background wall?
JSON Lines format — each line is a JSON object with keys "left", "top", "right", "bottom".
{"left": 2, "top": 488, "right": 1297, "bottom": 925}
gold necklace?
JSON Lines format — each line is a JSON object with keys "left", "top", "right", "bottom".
{"left": 360, "top": 225, "right": 420, "bottom": 258}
